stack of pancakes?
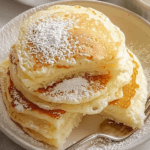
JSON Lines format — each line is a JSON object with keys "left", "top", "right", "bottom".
{"left": 0, "top": 5, "right": 147, "bottom": 148}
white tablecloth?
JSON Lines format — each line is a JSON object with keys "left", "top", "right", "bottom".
{"left": 0, "top": 0, "right": 150, "bottom": 150}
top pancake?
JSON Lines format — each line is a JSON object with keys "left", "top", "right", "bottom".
{"left": 13, "top": 5, "right": 126, "bottom": 90}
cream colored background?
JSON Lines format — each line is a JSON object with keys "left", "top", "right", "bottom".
{"left": 0, "top": 0, "right": 149, "bottom": 150}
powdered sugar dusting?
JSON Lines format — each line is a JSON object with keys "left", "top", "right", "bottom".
{"left": 13, "top": 100, "right": 24, "bottom": 112}
{"left": 54, "top": 77, "right": 89, "bottom": 91}
{"left": 19, "top": 15, "right": 78, "bottom": 66}
{"left": 43, "top": 77, "right": 94, "bottom": 103}
{"left": 10, "top": 87, "right": 31, "bottom": 112}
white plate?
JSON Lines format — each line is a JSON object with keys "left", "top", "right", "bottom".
{"left": 16, "top": 0, "right": 59, "bottom": 7}
{"left": 0, "top": 1, "right": 150, "bottom": 150}
{"left": 16, "top": 0, "right": 93, "bottom": 7}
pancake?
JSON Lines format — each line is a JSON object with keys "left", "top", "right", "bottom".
{"left": 13, "top": 5, "right": 127, "bottom": 101}
{"left": 6, "top": 71, "right": 75, "bottom": 129}
{"left": 9, "top": 49, "right": 133, "bottom": 114}
{"left": 101, "top": 50, "right": 148, "bottom": 128}
{"left": 0, "top": 62, "right": 83, "bottom": 148}
{"left": 10, "top": 47, "right": 133, "bottom": 105}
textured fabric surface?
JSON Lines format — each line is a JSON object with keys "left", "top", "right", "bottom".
{"left": 0, "top": 131, "right": 24, "bottom": 150}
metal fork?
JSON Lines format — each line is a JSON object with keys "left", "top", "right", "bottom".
{"left": 65, "top": 95, "right": 150, "bottom": 150}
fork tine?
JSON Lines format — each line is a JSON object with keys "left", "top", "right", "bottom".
{"left": 147, "top": 93, "right": 150, "bottom": 100}
{"left": 145, "top": 102, "right": 150, "bottom": 118}
{"left": 145, "top": 95, "right": 150, "bottom": 107}
{"left": 145, "top": 100, "right": 150, "bottom": 110}
{"left": 145, "top": 95, "right": 150, "bottom": 111}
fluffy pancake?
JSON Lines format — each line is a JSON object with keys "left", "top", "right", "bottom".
{"left": 101, "top": 50, "right": 148, "bottom": 128}
{"left": 0, "top": 62, "right": 83, "bottom": 148}
{"left": 6, "top": 71, "right": 72, "bottom": 129}
{"left": 9, "top": 49, "right": 133, "bottom": 114}
{"left": 13, "top": 5, "right": 126, "bottom": 94}
{"left": 10, "top": 48, "right": 133, "bottom": 104}
{"left": 8, "top": 49, "right": 134, "bottom": 114}
{"left": 3, "top": 96, "right": 82, "bottom": 148}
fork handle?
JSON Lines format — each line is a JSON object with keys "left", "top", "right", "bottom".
{"left": 65, "top": 133, "right": 123, "bottom": 150}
